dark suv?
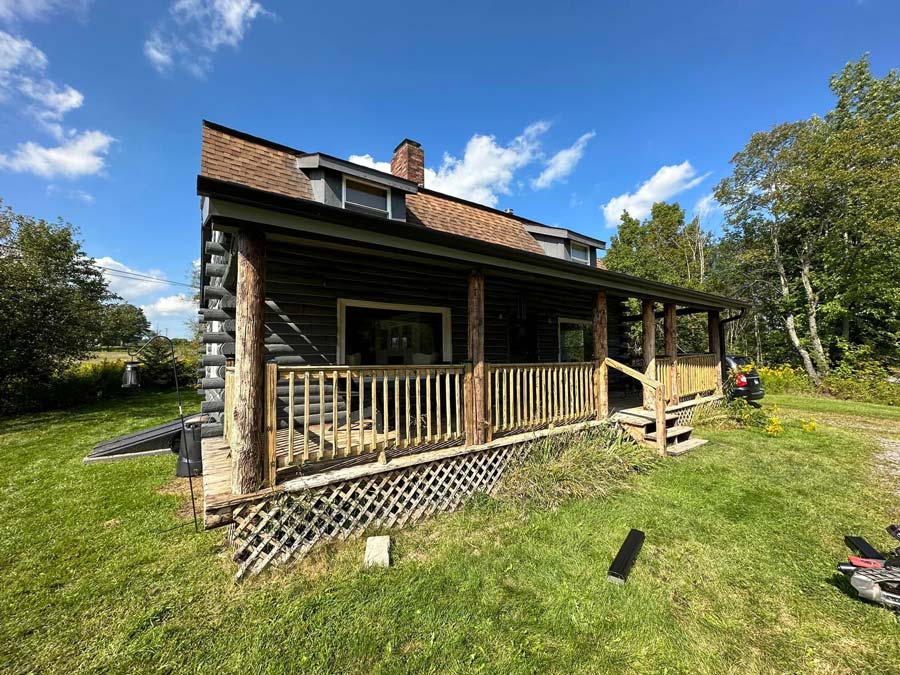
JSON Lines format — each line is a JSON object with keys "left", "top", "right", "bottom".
{"left": 724, "top": 355, "right": 765, "bottom": 401}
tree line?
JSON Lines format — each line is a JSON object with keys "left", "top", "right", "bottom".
{"left": 604, "top": 56, "right": 900, "bottom": 383}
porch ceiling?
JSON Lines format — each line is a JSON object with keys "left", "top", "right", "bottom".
{"left": 199, "top": 175, "right": 748, "bottom": 311}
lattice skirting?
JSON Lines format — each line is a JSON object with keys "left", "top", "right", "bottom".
{"left": 230, "top": 442, "right": 529, "bottom": 579}
{"left": 671, "top": 397, "right": 724, "bottom": 426}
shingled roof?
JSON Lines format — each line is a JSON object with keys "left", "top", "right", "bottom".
{"left": 199, "top": 121, "right": 544, "bottom": 256}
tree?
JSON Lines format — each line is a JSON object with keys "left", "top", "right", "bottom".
{"left": 715, "top": 56, "right": 900, "bottom": 382}
{"left": 0, "top": 201, "right": 111, "bottom": 403}
{"left": 605, "top": 202, "right": 715, "bottom": 354}
{"left": 99, "top": 302, "right": 150, "bottom": 346}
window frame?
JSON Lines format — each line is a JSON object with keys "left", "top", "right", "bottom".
{"left": 337, "top": 298, "right": 453, "bottom": 365}
{"left": 569, "top": 241, "right": 591, "bottom": 265}
{"left": 342, "top": 175, "right": 392, "bottom": 219}
{"left": 557, "top": 317, "right": 593, "bottom": 362}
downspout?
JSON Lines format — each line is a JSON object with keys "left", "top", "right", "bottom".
{"left": 719, "top": 308, "right": 747, "bottom": 377}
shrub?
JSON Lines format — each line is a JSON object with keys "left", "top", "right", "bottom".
{"left": 823, "top": 374, "right": 900, "bottom": 407}
{"left": 758, "top": 365, "right": 816, "bottom": 395}
{"left": 496, "top": 424, "right": 659, "bottom": 510}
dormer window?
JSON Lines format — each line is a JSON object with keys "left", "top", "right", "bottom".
{"left": 570, "top": 242, "right": 591, "bottom": 265}
{"left": 343, "top": 177, "right": 391, "bottom": 218}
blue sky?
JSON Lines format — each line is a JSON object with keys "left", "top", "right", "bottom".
{"left": 1, "top": 0, "right": 898, "bottom": 337}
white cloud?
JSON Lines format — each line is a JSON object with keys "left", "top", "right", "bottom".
{"left": 0, "top": 0, "right": 91, "bottom": 22}
{"left": 601, "top": 161, "right": 710, "bottom": 227}
{"left": 0, "top": 30, "right": 114, "bottom": 179}
{"left": 0, "top": 129, "right": 114, "bottom": 178}
{"left": 693, "top": 193, "right": 720, "bottom": 222}
{"left": 145, "top": 0, "right": 270, "bottom": 77}
{"left": 347, "top": 152, "right": 391, "bottom": 174}
{"left": 0, "top": 30, "right": 45, "bottom": 88}
{"left": 46, "top": 184, "right": 94, "bottom": 203}
{"left": 141, "top": 293, "right": 197, "bottom": 320}
{"left": 350, "top": 121, "right": 555, "bottom": 208}
{"left": 533, "top": 131, "right": 595, "bottom": 189}
{"left": 95, "top": 256, "right": 168, "bottom": 300}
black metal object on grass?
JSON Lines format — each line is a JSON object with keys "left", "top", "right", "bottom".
{"left": 607, "top": 528, "right": 645, "bottom": 585}
{"left": 845, "top": 535, "right": 886, "bottom": 561}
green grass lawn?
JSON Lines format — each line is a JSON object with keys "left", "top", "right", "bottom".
{"left": 2, "top": 393, "right": 900, "bottom": 674}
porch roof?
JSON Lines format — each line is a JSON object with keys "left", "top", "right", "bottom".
{"left": 198, "top": 174, "right": 749, "bottom": 311}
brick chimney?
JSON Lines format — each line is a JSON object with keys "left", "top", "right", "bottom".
{"left": 391, "top": 139, "right": 425, "bottom": 186}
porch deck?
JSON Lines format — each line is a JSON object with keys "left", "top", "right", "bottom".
{"left": 200, "top": 388, "right": 723, "bottom": 530}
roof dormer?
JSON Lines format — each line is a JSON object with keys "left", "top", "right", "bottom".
{"left": 296, "top": 153, "right": 418, "bottom": 221}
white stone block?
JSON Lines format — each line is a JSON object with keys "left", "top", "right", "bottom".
{"left": 364, "top": 535, "right": 391, "bottom": 568}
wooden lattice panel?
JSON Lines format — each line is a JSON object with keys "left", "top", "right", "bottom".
{"left": 230, "top": 443, "right": 528, "bottom": 579}
{"left": 671, "top": 397, "right": 724, "bottom": 426}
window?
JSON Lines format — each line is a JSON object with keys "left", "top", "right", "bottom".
{"left": 338, "top": 300, "right": 451, "bottom": 365}
{"left": 570, "top": 242, "right": 591, "bottom": 265}
{"left": 558, "top": 318, "right": 594, "bottom": 362}
{"left": 343, "top": 177, "right": 390, "bottom": 217}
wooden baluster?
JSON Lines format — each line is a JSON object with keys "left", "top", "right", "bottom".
{"left": 415, "top": 370, "right": 422, "bottom": 444}
{"left": 394, "top": 371, "right": 400, "bottom": 450}
{"left": 435, "top": 370, "right": 442, "bottom": 441}
{"left": 455, "top": 371, "right": 461, "bottom": 439}
{"left": 371, "top": 371, "right": 378, "bottom": 453}
{"left": 318, "top": 370, "right": 325, "bottom": 460}
{"left": 303, "top": 371, "right": 310, "bottom": 461}
{"left": 358, "top": 370, "right": 366, "bottom": 453}
{"left": 346, "top": 370, "right": 353, "bottom": 455}
{"left": 287, "top": 371, "right": 295, "bottom": 466}
{"left": 331, "top": 370, "right": 338, "bottom": 458}
{"left": 404, "top": 371, "right": 411, "bottom": 448}
{"left": 382, "top": 369, "right": 389, "bottom": 450}
{"left": 426, "top": 370, "right": 433, "bottom": 441}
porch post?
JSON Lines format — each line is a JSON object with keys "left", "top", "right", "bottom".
{"left": 664, "top": 302, "right": 678, "bottom": 405}
{"left": 641, "top": 299, "right": 656, "bottom": 409}
{"left": 708, "top": 310, "right": 723, "bottom": 394}
{"left": 467, "top": 270, "right": 486, "bottom": 445}
{"left": 232, "top": 229, "right": 267, "bottom": 494}
{"left": 593, "top": 290, "right": 608, "bottom": 418}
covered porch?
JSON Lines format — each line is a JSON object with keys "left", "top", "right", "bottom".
{"left": 202, "top": 228, "right": 733, "bottom": 529}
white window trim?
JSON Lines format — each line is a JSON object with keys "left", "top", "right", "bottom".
{"left": 342, "top": 175, "right": 392, "bottom": 219}
{"left": 557, "top": 317, "right": 593, "bottom": 362}
{"left": 337, "top": 298, "right": 452, "bottom": 365}
{"left": 570, "top": 242, "right": 591, "bottom": 265}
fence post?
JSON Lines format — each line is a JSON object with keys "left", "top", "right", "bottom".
{"left": 265, "top": 362, "right": 277, "bottom": 487}
{"left": 655, "top": 394, "right": 667, "bottom": 455}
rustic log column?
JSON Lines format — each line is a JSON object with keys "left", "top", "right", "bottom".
{"left": 641, "top": 299, "right": 656, "bottom": 409}
{"left": 664, "top": 302, "right": 678, "bottom": 405}
{"left": 593, "top": 290, "right": 608, "bottom": 418}
{"left": 467, "top": 270, "right": 486, "bottom": 445}
{"left": 232, "top": 230, "right": 266, "bottom": 494}
{"left": 708, "top": 310, "right": 723, "bottom": 394}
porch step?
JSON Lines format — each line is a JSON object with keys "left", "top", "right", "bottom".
{"left": 645, "top": 425, "right": 694, "bottom": 443}
{"left": 664, "top": 437, "right": 708, "bottom": 457}
{"left": 612, "top": 410, "right": 678, "bottom": 428}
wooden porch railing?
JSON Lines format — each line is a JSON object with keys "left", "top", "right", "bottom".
{"left": 485, "top": 362, "right": 596, "bottom": 438}
{"left": 223, "top": 366, "right": 236, "bottom": 449}
{"left": 655, "top": 353, "right": 719, "bottom": 401}
{"left": 604, "top": 357, "right": 667, "bottom": 454}
{"left": 264, "top": 364, "right": 468, "bottom": 476}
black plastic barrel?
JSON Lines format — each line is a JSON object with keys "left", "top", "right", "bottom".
{"left": 176, "top": 421, "right": 203, "bottom": 477}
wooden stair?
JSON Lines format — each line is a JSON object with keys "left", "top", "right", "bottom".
{"left": 612, "top": 406, "right": 708, "bottom": 456}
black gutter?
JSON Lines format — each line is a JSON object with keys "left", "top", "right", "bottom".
{"left": 197, "top": 174, "right": 750, "bottom": 311}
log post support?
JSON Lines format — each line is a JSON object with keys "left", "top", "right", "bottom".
{"left": 664, "top": 302, "right": 678, "bottom": 405}
{"left": 467, "top": 270, "right": 486, "bottom": 445}
{"left": 593, "top": 290, "right": 608, "bottom": 419}
{"left": 232, "top": 230, "right": 266, "bottom": 495}
{"left": 641, "top": 300, "right": 656, "bottom": 409}
{"left": 708, "top": 310, "right": 723, "bottom": 395}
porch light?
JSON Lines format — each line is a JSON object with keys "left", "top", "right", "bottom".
{"left": 122, "top": 361, "right": 141, "bottom": 389}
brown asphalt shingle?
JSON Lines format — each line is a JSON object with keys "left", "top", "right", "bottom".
{"left": 200, "top": 122, "right": 544, "bottom": 255}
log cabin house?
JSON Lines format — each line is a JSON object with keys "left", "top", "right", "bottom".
{"left": 196, "top": 121, "right": 747, "bottom": 577}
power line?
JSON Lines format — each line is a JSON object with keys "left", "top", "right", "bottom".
{"left": 1, "top": 242, "right": 199, "bottom": 289}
